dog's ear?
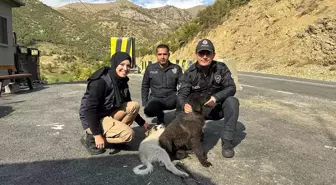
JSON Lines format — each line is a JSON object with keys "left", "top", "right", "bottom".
{"left": 145, "top": 130, "right": 150, "bottom": 137}
{"left": 148, "top": 124, "right": 155, "bottom": 130}
{"left": 187, "top": 93, "right": 204, "bottom": 113}
{"left": 145, "top": 125, "right": 157, "bottom": 136}
{"left": 193, "top": 102, "right": 202, "bottom": 113}
{"left": 201, "top": 93, "right": 210, "bottom": 102}
{"left": 144, "top": 124, "right": 154, "bottom": 137}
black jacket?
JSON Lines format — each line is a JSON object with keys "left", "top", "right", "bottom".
{"left": 141, "top": 61, "right": 183, "bottom": 105}
{"left": 177, "top": 60, "right": 236, "bottom": 108}
{"left": 79, "top": 67, "right": 145, "bottom": 135}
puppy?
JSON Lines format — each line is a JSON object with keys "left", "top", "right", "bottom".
{"left": 133, "top": 124, "right": 189, "bottom": 178}
{"left": 159, "top": 93, "right": 212, "bottom": 167}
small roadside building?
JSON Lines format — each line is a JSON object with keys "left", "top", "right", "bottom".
{"left": 0, "top": 0, "right": 25, "bottom": 75}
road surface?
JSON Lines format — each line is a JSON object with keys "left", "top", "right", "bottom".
{"left": 238, "top": 71, "right": 336, "bottom": 101}
{"left": 0, "top": 72, "right": 335, "bottom": 185}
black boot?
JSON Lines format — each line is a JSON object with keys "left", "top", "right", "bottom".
{"left": 80, "top": 133, "right": 106, "bottom": 155}
{"left": 157, "top": 115, "right": 165, "bottom": 125}
{"left": 222, "top": 139, "right": 234, "bottom": 158}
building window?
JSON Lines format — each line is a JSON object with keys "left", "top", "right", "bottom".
{"left": 0, "top": 16, "right": 8, "bottom": 45}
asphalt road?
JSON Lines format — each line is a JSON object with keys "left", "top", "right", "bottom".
{"left": 0, "top": 72, "right": 335, "bottom": 185}
{"left": 238, "top": 71, "right": 336, "bottom": 101}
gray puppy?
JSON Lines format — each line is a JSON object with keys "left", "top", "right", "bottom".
{"left": 133, "top": 124, "right": 189, "bottom": 178}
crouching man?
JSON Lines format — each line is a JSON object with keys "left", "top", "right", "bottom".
{"left": 141, "top": 44, "right": 183, "bottom": 124}
{"left": 177, "top": 39, "right": 240, "bottom": 158}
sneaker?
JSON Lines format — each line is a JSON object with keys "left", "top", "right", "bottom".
{"left": 222, "top": 139, "right": 235, "bottom": 158}
{"left": 80, "top": 133, "right": 106, "bottom": 155}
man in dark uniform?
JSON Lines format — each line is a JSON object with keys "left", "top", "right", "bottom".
{"left": 177, "top": 39, "right": 240, "bottom": 158}
{"left": 141, "top": 44, "right": 183, "bottom": 124}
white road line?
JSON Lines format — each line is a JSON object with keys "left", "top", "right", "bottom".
{"left": 275, "top": 90, "right": 294, "bottom": 95}
{"left": 239, "top": 73, "right": 336, "bottom": 88}
{"left": 240, "top": 84, "right": 256, "bottom": 88}
{"left": 242, "top": 83, "right": 296, "bottom": 95}
{"left": 324, "top": 145, "right": 336, "bottom": 151}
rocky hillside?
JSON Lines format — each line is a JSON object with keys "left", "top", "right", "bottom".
{"left": 169, "top": 0, "right": 336, "bottom": 81}
{"left": 57, "top": 0, "right": 204, "bottom": 55}
{"left": 12, "top": 0, "right": 204, "bottom": 60}
{"left": 13, "top": 0, "right": 108, "bottom": 60}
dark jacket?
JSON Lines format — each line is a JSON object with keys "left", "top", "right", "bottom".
{"left": 141, "top": 61, "right": 183, "bottom": 105}
{"left": 177, "top": 60, "right": 236, "bottom": 108}
{"left": 79, "top": 67, "right": 145, "bottom": 135}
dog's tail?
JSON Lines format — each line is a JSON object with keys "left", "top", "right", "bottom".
{"left": 133, "top": 159, "right": 153, "bottom": 175}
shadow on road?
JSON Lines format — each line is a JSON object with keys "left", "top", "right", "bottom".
{"left": 106, "top": 126, "right": 147, "bottom": 155}
{"left": 16, "top": 85, "right": 49, "bottom": 95}
{"left": 202, "top": 121, "right": 246, "bottom": 154}
{"left": 152, "top": 109, "right": 247, "bottom": 154}
{"left": 0, "top": 106, "right": 14, "bottom": 119}
{"left": 0, "top": 154, "right": 216, "bottom": 185}
{"left": 45, "top": 81, "right": 87, "bottom": 85}
{"left": 149, "top": 109, "right": 247, "bottom": 154}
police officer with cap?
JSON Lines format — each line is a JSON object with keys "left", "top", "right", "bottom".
{"left": 177, "top": 39, "right": 240, "bottom": 158}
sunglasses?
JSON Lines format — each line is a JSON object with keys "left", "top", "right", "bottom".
{"left": 197, "top": 50, "right": 213, "bottom": 56}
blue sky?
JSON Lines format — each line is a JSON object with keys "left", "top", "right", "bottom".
{"left": 39, "top": 0, "right": 216, "bottom": 9}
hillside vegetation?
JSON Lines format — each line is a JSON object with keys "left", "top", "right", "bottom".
{"left": 13, "top": 0, "right": 202, "bottom": 60}
{"left": 12, "top": 0, "right": 205, "bottom": 83}
{"left": 12, "top": 0, "right": 108, "bottom": 60}
{"left": 141, "top": 0, "right": 249, "bottom": 55}
{"left": 167, "top": 0, "right": 336, "bottom": 81}
{"left": 12, "top": 0, "right": 336, "bottom": 82}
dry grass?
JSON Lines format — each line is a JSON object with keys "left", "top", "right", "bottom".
{"left": 169, "top": 0, "right": 336, "bottom": 81}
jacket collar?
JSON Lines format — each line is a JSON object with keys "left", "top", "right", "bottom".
{"left": 154, "top": 60, "right": 175, "bottom": 71}
{"left": 191, "top": 60, "right": 217, "bottom": 73}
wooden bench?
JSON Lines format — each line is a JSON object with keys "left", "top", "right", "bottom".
{"left": 0, "top": 64, "right": 33, "bottom": 97}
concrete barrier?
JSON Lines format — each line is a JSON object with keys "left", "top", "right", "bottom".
{"left": 217, "top": 58, "right": 242, "bottom": 91}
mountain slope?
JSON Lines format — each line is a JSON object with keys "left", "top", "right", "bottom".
{"left": 12, "top": 0, "right": 108, "bottom": 60}
{"left": 55, "top": 0, "right": 198, "bottom": 55}
{"left": 56, "top": 2, "right": 195, "bottom": 53}
{"left": 185, "top": 5, "right": 207, "bottom": 17}
{"left": 12, "top": 0, "right": 204, "bottom": 60}
{"left": 170, "top": 0, "right": 336, "bottom": 81}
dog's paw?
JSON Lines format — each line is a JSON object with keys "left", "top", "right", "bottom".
{"left": 180, "top": 172, "right": 189, "bottom": 178}
{"left": 201, "top": 160, "right": 212, "bottom": 168}
{"left": 172, "top": 160, "right": 184, "bottom": 166}
{"left": 204, "top": 153, "right": 208, "bottom": 160}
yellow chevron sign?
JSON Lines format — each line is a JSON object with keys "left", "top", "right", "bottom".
{"left": 110, "top": 37, "right": 136, "bottom": 67}
{"left": 141, "top": 60, "right": 193, "bottom": 72}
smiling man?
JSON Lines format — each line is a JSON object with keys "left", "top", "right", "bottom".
{"left": 141, "top": 44, "right": 183, "bottom": 125}
{"left": 177, "top": 39, "right": 240, "bottom": 158}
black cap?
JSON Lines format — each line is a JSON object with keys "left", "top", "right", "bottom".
{"left": 196, "top": 39, "right": 215, "bottom": 53}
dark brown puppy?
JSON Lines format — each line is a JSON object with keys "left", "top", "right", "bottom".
{"left": 159, "top": 93, "right": 212, "bottom": 167}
